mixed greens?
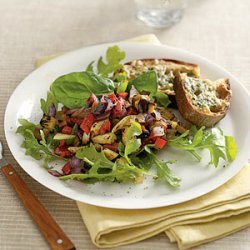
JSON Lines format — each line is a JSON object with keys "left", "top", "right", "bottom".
{"left": 16, "top": 46, "right": 237, "bottom": 188}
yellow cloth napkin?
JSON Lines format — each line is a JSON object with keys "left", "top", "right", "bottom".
{"left": 36, "top": 34, "right": 250, "bottom": 250}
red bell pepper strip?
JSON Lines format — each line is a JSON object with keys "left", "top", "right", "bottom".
{"left": 80, "top": 113, "right": 95, "bottom": 134}
{"left": 65, "top": 115, "right": 72, "bottom": 126}
{"left": 106, "top": 93, "right": 117, "bottom": 103}
{"left": 55, "top": 145, "right": 73, "bottom": 158}
{"left": 100, "top": 120, "right": 111, "bottom": 135}
{"left": 61, "top": 126, "right": 72, "bottom": 135}
{"left": 62, "top": 162, "right": 72, "bottom": 175}
{"left": 154, "top": 137, "right": 167, "bottom": 150}
{"left": 118, "top": 92, "right": 128, "bottom": 99}
{"left": 59, "top": 140, "right": 65, "bottom": 147}
{"left": 70, "top": 117, "right": 83, "bottom": 125}
{"left": 112, "top": 97, "right": 126, "bottom": 118}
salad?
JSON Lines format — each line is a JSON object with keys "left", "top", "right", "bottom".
{"left": 16, "top": 46, "right": 237, "bottom": 188}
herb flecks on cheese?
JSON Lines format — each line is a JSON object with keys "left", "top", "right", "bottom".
{"left": 122, "top": 59, "right": 198, "bottom": 94}
{"left": 184, "top": 76, "right": 229, "bottom": 113}
{"left": 123, "top": 59, "right": 174, "bottom": 90}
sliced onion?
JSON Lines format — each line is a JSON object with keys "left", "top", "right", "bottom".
{"left": 70, "top": 157, "right": 82, "bottom": 168}
{"left": 105, "top": 98, "right": 114, "bottom": 112}
{"left": 48, "top": 104, "right": 56, "bottom": 117}
{"left": 95, "top": 111, "right": 111, "bottom": 121}
{"left": 71, "top": 166, "right": 83, "bottom": 174}
{"left": 71, "top": 108, "right": 90, "bottom": 118}
{"left": 93, "top": 102, "right": 107, "bottom": 115}
{"left": 145, "top": 114, "right": 155, "bottom": 125}
{"left": 152, "top": 126, "right": 165, "bottom": 136}
{"left": 77, "top": 129, "right": 83, "bottom": 139}
{"left": 70, "top": 157, "right": 84, "bottom": 173}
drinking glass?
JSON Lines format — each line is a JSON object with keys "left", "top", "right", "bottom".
{"left": 135, "top": 0, "right": 187, "bottom": 28}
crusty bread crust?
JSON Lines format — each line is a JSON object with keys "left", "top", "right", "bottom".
{"left": 174, "top": 71, "right": 232, "bottom": 127}
{"left": 122, "top": 58, "right": 200, "bottom": 78}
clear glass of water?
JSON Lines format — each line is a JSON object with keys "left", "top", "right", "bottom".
{"left": 135, "top": 0, "right": 187, "bottom": 28}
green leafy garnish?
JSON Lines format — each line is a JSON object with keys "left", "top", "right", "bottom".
{"left": 153, "top": 91, "right": 171, "bottom": 108}
{"left": 97, "top": 46, "right": 126, "bottom": 76}
{"left": 168, "top": 127, "right": 237, "bottom": 167}
{"left": 86, "top": 61, "right": 94, "bottom": 72}
{"left": 76, "top": 144, "right": 114, "bottom": 170}
{"left": 50, "top": 71, "right": 114, "bottom": 108}
{"left": 16, "top": 118, "right": 37, "bottom": 136}
{"left": 129, "top": 71, "right": 158, "bottom": 93}
{"left": 124, "top": 122, "right": 142, "bottom": 163}
{"left": 86, "top": 45, "right": 126, "bottom": 76}
{"left": 143, "top": 146, "right": 180, "bottom": 187}
{"left": 40, "top": 91, "right": 58, "bottom": 115}
{"left": 19, "top": 129, "right": 60, "bottom": 167}
{"left": 61, "top": 145, "right": 145, "bottom": 184}
{"left": 225, "top": 136, "right": 237, "bottom": 161}
{"left": 129, "top": 71, "right": 170, "bottom": 107}
{"left": 116, "top": 72, "right": 128, "bottom": 93}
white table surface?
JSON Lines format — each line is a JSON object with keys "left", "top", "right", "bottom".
{"left": 0, "top": 0, "right": 249, "bottom": 249}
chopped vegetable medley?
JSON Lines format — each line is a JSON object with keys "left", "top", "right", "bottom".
{"left": 16, "top": 46, "right": 237, "bottom": 188}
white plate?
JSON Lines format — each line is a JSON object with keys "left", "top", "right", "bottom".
{"left": 4, "top": 42, "right": 250, "bottom": 209}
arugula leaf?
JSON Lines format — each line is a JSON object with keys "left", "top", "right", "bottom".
{"left": 86, "top": 61, "right": 94, "bottom": 72}
{"left": 114, "top": 157, "right": 145, "bottom": 183}
{"left": 16, "top": 119, "right": 37, "bottom": 136}
{"left": 20, "top": 129, "right": 60, "bottom": 167}
{"left": 50, "top": 71, "right": 114, "bottom": 108}
{"left": 76, "top": 144, "right": 114, "bottom": 171}
{"left": 96, "top": 46, "right": 126, "bottom": 76}
{"left": 116, "top": 72, "right": 128, "bottom": 93}
{"left": 128, "top": 71, "right": 171, "bottom": 107}
{"left": 40, "top": 91, "right": 58, "bottom": 115}
{"left": 143, "top": 146, "right": 180, "bottom": 187}
{"left": 60, "top": 156, "right": 145, "bottom": 184}
{"left": 124, "top": 122, "right": 142, "bottom": 162}
{"left": 168, "top": 127, "right": 237, "bottom": 167}
{"left": 225, "top": 136, "right": 237, "bottom": 161}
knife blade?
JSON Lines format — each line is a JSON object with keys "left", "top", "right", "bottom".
{"left": 0, "top": 141, "right": 75, "bottom": 250}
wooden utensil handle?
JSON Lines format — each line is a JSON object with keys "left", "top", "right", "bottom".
{"left": 1, "top": 164, "right": 75, "bottom": 250}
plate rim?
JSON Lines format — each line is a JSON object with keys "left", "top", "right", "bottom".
{"left": 4, "top": 41, "right": 250, "bottom": 209}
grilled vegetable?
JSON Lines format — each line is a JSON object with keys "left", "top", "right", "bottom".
{"left": 40, "top": 115, "right": 57, "bottom": 131}
{"left": 92, "top": 132, "right": 117, "bottom": 144}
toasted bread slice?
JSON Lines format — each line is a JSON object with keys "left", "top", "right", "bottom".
{"left": 116, "top": 59, "right": 200, "bottom": 96}
{"left": 173, "top": 71, "right": 232, "bottom": 127}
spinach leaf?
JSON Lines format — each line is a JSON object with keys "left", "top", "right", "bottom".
{"left": 40, "top": 91, "right": 58, "bottom": 115}
{"left": 168, "top": 127, "right": 237, "bottom": 167}
{"left": 153, "top": 91, "right": 171, "bottom": 108}
{"left": 129, "top": 71, "right": 157, "bottom": 93}
{"left": 128, "top": 71, "right": 171, "bottom": 107}
{"left": 50, "top": 71, "right": 114, "bottom": 108}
